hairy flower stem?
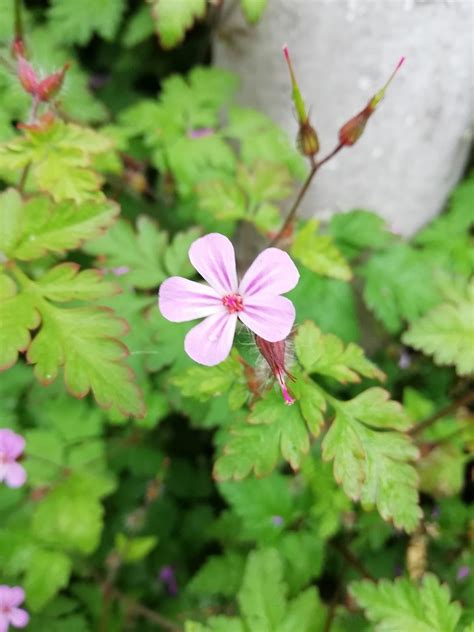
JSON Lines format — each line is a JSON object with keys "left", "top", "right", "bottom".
{"left": 270, "top": 142, "right": 343, "bottom": 247}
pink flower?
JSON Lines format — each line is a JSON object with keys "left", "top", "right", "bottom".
{"left": 0, "top": 586, "right": 29, "bottom": 631}
{"left": 0, "top": 430, "right": 26, "bottom": 489}
{"left": 158, "top": 233, "right": 299, "bottom": 366}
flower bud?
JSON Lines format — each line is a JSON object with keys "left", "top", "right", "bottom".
{"left": 283, "top": 44, "right": 320, "bottom": 158}
{"left": 11, "top": 37, "right": 26, "bottom": 59}
{"left": 17, "top": 55, "right": 38, "bottom": 95}
{"left": 255, "top": 335, "right": 295, "bottom": 405}
{"left": 37, "top": 62, "right": 70, "bottom": 102}
{"left": 338, "top": 56, "right": 405, "bottom": 147}
{"left": 297, "top": 120, "right": 320, "bottom": 157}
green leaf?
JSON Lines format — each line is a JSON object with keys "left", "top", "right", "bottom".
{"left": 115, "top": 533, "right": 158, "bottom": 563}
{"left": 172, "top": 353, "right": 246, "bottom": 404}
{"left": 9, "top": 196, "right": 119, "bottom": 261}
{"left": 322, "top": 390, "right": 421, "bottom": 532}
{"left": 402, "top": 281, "right": 474, "bottom": 376}
{"left": 0, "top": 119, "right": 112, "bottom": 203}
{"left": 240, "top": 0, "right": 268, "bottom": 23}
{"left": 277, "top": 588, "right": 324, "bottom": 632}
{"left": 48, "top": 0, "right": 126, "bottom": 44}
{"left": 84, "top": 216, "right": 167, "bottom": 289}
{"left": 36, "top": 264, "right": 119, "bottom": 302}
{"left": 185, "top": 618, "right": 245, "bottom": 632}
{"left": 288, "top": 266, "right": 359, "bottom": 342}
{"left": 219, "top": 474, "right": 296, "bottom": 542}
{"left": 350, "top": 574, "right": 462, "bottom": 632}
{"left": 214, "top": 390, "right": 310, "bottom": 480}
{"left": 292, "top": 220, "right": 352, "bottom": 281}
{"left": 238, "top": 549, "right": 287, "bottom": 632}
{"left": 0, "top": 188, "right": 23, "bottom": 255}
{"left": 32, "top": 475, "right": 105, "bottom": 554}
{"left": 361, "top": 244, "right": 441, "bottom": 333}
{"left": 122, "top": 6, "right": 156, "bottom": 46}
{"left": 164, "top": 228, "right": 201, "bottom": 276}
{"left": 24, "top": 429, "right": 65, "bottom": 485}
{"left": 0, "top": 274, "right": 40, "bottom": 370}
{"left": 415, "top": 178, "right": 474, "bottom": 275}
{"left": 189, "top": 551, "right": 246, "bottom": 598}
{"left": 148, "top": 0, "right": 207, "bottom": 49}
{"left": 27, "top": 301, "right": 145, "bottom": 417}
{"left": 417, "top": 444, "right": 466, "bottom": 498}
{"left": 24, "top": 549, "right": 72, "bottom": 612}
{"left": 329, "top": 209, "right": 392, "bottom": 258}
{"left": 295, "top": 321, "right": 385, "bottom": 383}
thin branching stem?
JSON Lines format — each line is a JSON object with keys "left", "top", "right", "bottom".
{"left": 270, "top": 142, "right": 344, "bottom": 246}
{"left": 408, "top": 390, "right": 474, "bottom": 437}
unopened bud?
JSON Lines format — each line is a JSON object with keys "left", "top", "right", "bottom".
{"left": 11, "top": 37, "right": 26, "bottom": 59}
{"left": 255, "top": 335, "right": 295, "bottom": 405}
{"left": 297, "top": 120, "right": 320, "bottom": 157}
{"left": 338, "top": 56, "right": 405, "bottom": 147}
{"left": 17, "top": 55, "right": 38, "bottom": 95}
{"left": 37, "top": 62, "right": 70, "bottom": 101}
{"left": 283, "top": 44, "right": 320, "bottom": 158}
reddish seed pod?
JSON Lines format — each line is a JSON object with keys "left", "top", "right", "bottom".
{"left": 338, "top": 57, "right": 405, "bottom": 148}
{"left": 255, "top": 335, "right": 295, "bottom": 405}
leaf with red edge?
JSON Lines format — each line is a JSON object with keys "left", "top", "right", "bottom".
{"left": 27, "top": 303, "right": 145, "bottom": 417}
{"left": 0, "top": 273, "right": 40, "bottom": 370}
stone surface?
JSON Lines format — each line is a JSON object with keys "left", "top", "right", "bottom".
{"left": 215, "top": 0, "right": 473, "bottom": 235}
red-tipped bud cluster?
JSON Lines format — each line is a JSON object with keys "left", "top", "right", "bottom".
{"left": 16, "top": 56, "right": 70, "bottom": 103}
{"left": 17, "top": 56, "right": 38, "bottom": 95}
{"left": 255, "top": 335, "right": 295, "bottom": 405}
{"left": 338, "top": 57, "right": 405, "bottom": 148}
{"left": 36, "top": 63, "right": 70, "bottom": 101}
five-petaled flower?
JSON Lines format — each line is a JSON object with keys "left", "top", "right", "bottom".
{"left": 158, "top": 233, "right": 299, "bottom": 366}
{"left": 0, "top": 429, "right": 26, "bottom": 489}
{"left": 0, "top": 586, "right": 29, "bottom": 631}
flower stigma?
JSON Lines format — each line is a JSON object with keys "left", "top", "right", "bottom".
{"left": 222, "top": 293, "right": 244, "bottom": 314}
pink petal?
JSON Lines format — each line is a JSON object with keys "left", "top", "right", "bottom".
{"left": 184, "top": 311, "right": 237, "bottom": 366}
{"left": 0, "top": 615, "right": 8, "bottom": 632}
{"left": 158, "top": 277, "right": 222, "bottom": 322}
{"left": 188, "top": 233, "right": 238, "bottom": 294}
{"left": 9, "top": 608, "right": 29, "bottom": 628}
{"left": 4, "top": 463, "right": 26, "bottom": 488}
{"left": 239, "top": 295, "right": 295, "bottom": 342}
{"left": 238, "top": 248, "right": 300, "bottom": 297}
{"left": 6, "top": 588, "right": 25, "bottom": 608}
{"left": 0, "top": 429, "right": 25, "bottom": 460}
{"left": 0, "top": 586, "right": 10, "bottom": 605}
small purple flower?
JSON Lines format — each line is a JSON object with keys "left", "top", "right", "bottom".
{"left": 457, "top": 566, "right": 470, "bottom": 581}
{"left": 398, "top": 350, "right": 411, "bottom": 369}
{"left": 0, "top": 586, "right": 29, "bottom": 631}
{"left": 158, "top": 233, "right": 299, "bottom": 366}
{"left": 187, "top": 127, "right": 214, "bottom": 139}
{"left": 0, "top": 430, "right": 26, "bottom": 489}
{"left": 111, "top": 266, "right": 130, "bottom": 277}
{"left": 271, "top": 515, "right": 285, "bottom": 527}
{"left": 158, "top": 565, "right": 178, "bottom": 596}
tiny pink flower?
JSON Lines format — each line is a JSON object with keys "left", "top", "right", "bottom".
{"left": 0, "top": 586, "right": 29, "bottom": 631}
{"left": 0, "top": 430, "right": 26, "bottom": 489}
{"left": 158, "top": 233, "right": 299, "bottom": 366}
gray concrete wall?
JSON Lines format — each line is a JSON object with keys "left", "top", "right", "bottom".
{"left": 215, "top": 0, "right": 473, "bottom": 235}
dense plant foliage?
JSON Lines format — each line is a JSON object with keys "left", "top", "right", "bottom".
{"left": 0, "top": 1, "right": 472, "bottom": 631}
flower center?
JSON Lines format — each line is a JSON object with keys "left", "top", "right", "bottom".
{"left": 222, "top": 293, "right": 244, "bottom": 314}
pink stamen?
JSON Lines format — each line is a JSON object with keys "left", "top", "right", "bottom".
{"left": 222, "top": 293, "right": 244, "bottom": 314}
